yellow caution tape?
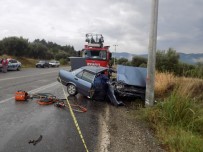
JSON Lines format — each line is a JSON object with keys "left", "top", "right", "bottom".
{"left": 59, "top": 77, "right": 89, "bottom": 152}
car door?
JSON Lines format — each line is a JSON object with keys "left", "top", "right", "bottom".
{"left": 12, "top": 60, "right": 18, "bottom": 70}
{"left": 75, "top": 70, "right": 95, "bottom": 96}
{"left": 8, "top": 60, "right": 14, "bottom": 70}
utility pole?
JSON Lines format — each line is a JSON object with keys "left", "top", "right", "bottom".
{"left": 145, "top": 0, "right": 159, "bottom": 106}
{"left": 113, "top": 44, "right": 118, "bottom": 66}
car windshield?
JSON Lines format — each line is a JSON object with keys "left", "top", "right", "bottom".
{"left": 39, "top": 61, "right": 45, "bottom": 63}
{"left": 50, "top": 61, "right": 56, "bottom": 63}
{"left": 83, "top": 50, "right": 107, "bottom": 60}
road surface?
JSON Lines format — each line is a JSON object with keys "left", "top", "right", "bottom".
{"left": 0, "top": 67, "right": 108, "bottom": 152}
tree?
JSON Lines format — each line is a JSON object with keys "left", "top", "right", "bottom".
{"left": 131, "top": 56, "right": 147, "bottom": 67}
{"left": 117, "top": 58, "right": 128, "bottom": 65}
{"left": 156, "top": 48, "right": 179, "bottom": 73}
{"left": 29, "top": 43, "right": 50, "bottom": 59}
{"left": 0, "top": 37, "right": 29, "bottom": 56}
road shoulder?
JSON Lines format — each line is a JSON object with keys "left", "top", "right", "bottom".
{"left": 108, "top": 104, "right": 165, "bottom": 152}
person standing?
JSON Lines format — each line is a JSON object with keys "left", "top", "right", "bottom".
{"left": 2, "top": 57, "right": 8, "bottom": 73}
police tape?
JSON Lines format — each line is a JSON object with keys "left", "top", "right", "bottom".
{"left": 59, "top": 77, "right": 89, "bottom": 152}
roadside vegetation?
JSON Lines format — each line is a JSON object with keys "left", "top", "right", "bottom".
{"left": 113, "top": 49, "right": 203, "bottom": 151}
{"left": 144, "top": 73, "right": 203, "bottom": 152}
{"left": 114, "top": 48, "right": 203, "bottom": 79}
{"left": 0, "top": 36, "right": 77, "bottom": 65}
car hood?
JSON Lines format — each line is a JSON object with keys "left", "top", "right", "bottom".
{"left": 117, "top": 65, "right": 147, "bottom": 87}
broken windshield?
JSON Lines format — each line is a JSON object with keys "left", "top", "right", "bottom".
{"left": 83, "top": 50, "right": 107, "bottom": 60}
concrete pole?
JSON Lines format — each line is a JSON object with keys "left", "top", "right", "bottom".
{"left": 145, "top": 0, "right": 159, "bottom": 106}
{"left": 113, "top": 44, "right": 118, "bottom": 66}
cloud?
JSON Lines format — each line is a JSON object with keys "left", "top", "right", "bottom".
{"left": 0, "top": 0, "right": 202, "bottom": 54}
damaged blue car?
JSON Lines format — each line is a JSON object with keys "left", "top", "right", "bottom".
{"left": 57, "top": 65, "right": 146, "bottom": 106}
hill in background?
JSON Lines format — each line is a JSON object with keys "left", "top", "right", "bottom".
{"left": 112, "top": 52, "right": 203, "bottom": 65}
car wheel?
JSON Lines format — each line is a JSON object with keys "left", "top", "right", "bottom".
{"left": 67, "top": 84, "right": 77, "bottom": 96}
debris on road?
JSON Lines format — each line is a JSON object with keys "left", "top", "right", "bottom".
{"left": 14, "top": 91, "right": 87, "bottom": 112}
{"left": 28, "top": 135, "right": 43, "bottom": 146}
{"left": 15, "top": 90, "right": 29, "bottom": 101}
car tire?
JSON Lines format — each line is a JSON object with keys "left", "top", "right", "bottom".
{"left": 67, "top": 84, "right": 77, "bottom": 96}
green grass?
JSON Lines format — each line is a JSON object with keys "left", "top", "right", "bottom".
{"left": 144, "top": 92, "right": 203, "bottom": 152}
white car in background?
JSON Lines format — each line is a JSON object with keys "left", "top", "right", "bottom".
{"left": 7, "top": 59, "right": 22, "bottom": 71}
{"left": 49, "top": 60, "right": 60, "bottom": 67}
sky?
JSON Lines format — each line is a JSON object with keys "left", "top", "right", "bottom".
{"left": 0, "top": 0, "right": 203, "bottom": 54}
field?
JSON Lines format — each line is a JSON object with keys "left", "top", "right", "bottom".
{"left": 144, "top": 72, "right": 203, "bottom": 152}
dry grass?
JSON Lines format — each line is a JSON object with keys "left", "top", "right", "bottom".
{"left": 155, "top": 72, "right": 203, "bottom": 101}
{"left": 16, "top": 57, "right": 37, "bottom": 68}
{"left": 155, "top": 72, "right": 176, "bottom": 98}
{"left": 176, "top": 77, "right": 203, "bottom": 101}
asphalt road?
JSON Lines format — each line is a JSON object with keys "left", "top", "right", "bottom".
{"left": 0, "top": 67, "right": 108, "bottom": 152}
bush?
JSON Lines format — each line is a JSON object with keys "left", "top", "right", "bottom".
{"left": 59, "top": 58, "right": 67, "bottom": 65}
{"left": 145, "top": 92, "right": 203, "bottom": 152}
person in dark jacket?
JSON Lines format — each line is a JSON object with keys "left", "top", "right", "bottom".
{"left": 92, "top": 72, "right": 124, "bottom": 106}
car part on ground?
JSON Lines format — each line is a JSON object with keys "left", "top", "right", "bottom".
{"left": 36, "top": 60, "right": 50, "bottom": 68}
{"left": 14, "top": 91, "right": 87, "bottom": 112}
{"left": 28, "top": 135, "right": 43, "bottom": 146}
{"left": 15, "top": 90, "right": 29, "bottom": 101}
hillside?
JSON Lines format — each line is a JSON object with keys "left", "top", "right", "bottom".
{"left": 112, "top": 52, "right": 203, "bottom": 65}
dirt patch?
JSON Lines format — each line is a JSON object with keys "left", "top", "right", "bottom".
{"left": 108, "top": 102, "right": 165, "bottom": 152}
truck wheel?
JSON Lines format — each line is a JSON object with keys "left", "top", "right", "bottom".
{"left": 67, "top": 84, "right": 77, "bottom": 96}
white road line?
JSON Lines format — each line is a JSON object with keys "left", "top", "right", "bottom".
{"left": 0, "top": 82, "right": 59, "bottom": 104}
{"left": 98, "top": 106, "right": 110, "bottom": 152}
{"left": 0, "top": 70, "right": 58, "bottom": 82}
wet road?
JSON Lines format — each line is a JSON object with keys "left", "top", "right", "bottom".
{"left": 0, "top": 68, "right": 108, "bottom": 152}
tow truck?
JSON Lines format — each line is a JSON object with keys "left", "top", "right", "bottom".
{"left": 69, "top": 34, "right": 112, "bottom": 70}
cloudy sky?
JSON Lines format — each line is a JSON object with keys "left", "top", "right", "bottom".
{"left": 0, "top": 0, "right": 202, "bottom": 54}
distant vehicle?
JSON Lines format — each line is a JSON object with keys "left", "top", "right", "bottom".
{"left": 7, "top": 59, "right": 22, "bottom": 71}
{"left": 36, "top": 60, "right": 50, "bottom": 68}
{"left": 49, "top": 60, "right": 60, "bottom": 67}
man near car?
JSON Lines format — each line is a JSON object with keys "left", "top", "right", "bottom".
{"left": 93, "top": 71, "right": 124, "bottom": 106}
{"left": 1, "top": 57, "right": 8, "bottom": 73}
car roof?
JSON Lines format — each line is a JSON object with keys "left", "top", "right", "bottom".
{"left": 81, "top": 66, "right": 108, "bottom": 74}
